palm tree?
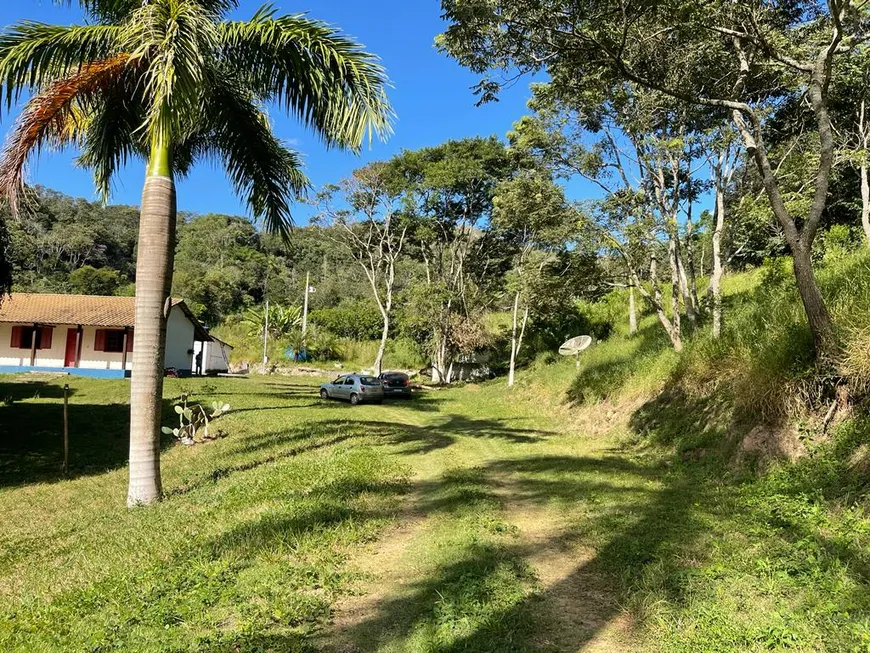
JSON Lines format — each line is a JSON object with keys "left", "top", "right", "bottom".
{"left": 0, "top": 0, "right": 392, "bottom": 506}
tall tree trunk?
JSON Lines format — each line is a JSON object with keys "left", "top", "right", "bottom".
{"left": 628, "top": 283, "right": 637, "bottom": 336}
{"left": 370, "top": 277, "right": 391, "bottom": 377}
{"left": 675, "top": 238, "right": 696, "bottom": 324}
{"left": 432, "top": 327, "right": 447, "bottom": 384}
{"left": 374, "top": 311, "right": 389, "bottom": 376}
{"left": 792, "top": 245, "right": 837, "bottom": 363}
{"left": 508, "top": 291, "right": 520, "bottom": 388}
{"left": 127, "top": 138, "right": 175, "bottom": 507}
{"left": 632, "top": 251, "right": 682, "bottom": 352}
{"left": 668, "top": 236, "right": 683, "bottom": 345}
{"left": 711, "top": 183, "right": 726, "bottom": 339}
{"left": 859, "top": 100, "right": 870, "bottom": 247}
{"left": 517, "top": 306, "right": 528, "bottom": 369}
{"left": 684, "top": 212, "right": 701, "bottom": 317}
{"left": 730, "top": 53, "right": 838, "bottom": 362}
{"left": 861, "top": 161, "right": 870, "bottom": 247}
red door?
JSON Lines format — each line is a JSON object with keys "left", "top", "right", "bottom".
{"left": 64, "top": 328, "right": 78, "bottom": 367}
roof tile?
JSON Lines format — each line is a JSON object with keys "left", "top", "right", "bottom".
{"left": 0, "top": 294, "right": 183, "bottom": 328}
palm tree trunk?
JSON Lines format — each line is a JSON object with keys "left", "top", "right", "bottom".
{"left": 127, "top": 138, "right": 176, "bottom": 507}
{"left": 628, "top": 282, "right": 637, "bottom": 336}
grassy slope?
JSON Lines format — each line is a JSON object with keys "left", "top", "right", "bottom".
{"left": 0, "top": 252, "right": 868, "bottom": 652}
{"left": 516, "top": 250, "right": 870, "bottom": 651}
{"left": 0, "top": 373, "right": 635, "bottom": 652}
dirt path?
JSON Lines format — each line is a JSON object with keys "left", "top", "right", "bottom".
{"left": 323, "top": 496, "right": 431, "bottom": 652}
{"left": 318, "top": 391, "right": 640, "bottom": 652}
{"left": 322, "top": 473, "right": 634, "bottom": 652}
{"left": 506, "top": 507, "right": 634, "bottom": 652}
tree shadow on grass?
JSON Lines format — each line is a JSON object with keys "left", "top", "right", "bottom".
{"left": 22, "top": 450, "right": 412, "bottom": 653}
{"left": 167, "top": 413, "right": 554, "bottom": 498}
{"left": 0, "top": 381, "right": 178, "bottom": 488}
{"left": 323, "top": 448, "right": 717, "bottom": 653}
{"left": 0, "top": 380, "right": 74, "bottom": 402}
{"left": 317, "top": 393, "right": 448, "bottom": 413}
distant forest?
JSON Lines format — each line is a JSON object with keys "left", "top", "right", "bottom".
{"left": 1, "top": 185, "right": 381, "bottom": 328}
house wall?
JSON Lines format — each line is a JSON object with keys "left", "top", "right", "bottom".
{"left": 165, "top": 307, "right": 195, "bottom": 371}
{"left": 79, "top": 326, "right": 131, "bottom": 371}
{"left": 0, "top": 323, "right": 66, "bottom": 367}
{"left": 193, "top": 340, "right": 231, "bottom": 374}
{"left": 0, "top": 324, "right": 132, "bottom": 370}
{"left": 212, "top": 342, "right": 232, "bottom": 372}
{"left": 0, "top": 306, "right": 196, "bottom": 375}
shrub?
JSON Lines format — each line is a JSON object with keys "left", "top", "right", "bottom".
{"left": 309, "top": 300, "right": 383, "bottom": 340}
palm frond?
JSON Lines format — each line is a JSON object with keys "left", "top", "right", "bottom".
{"left": 55, "top": 0, "right": 240, "bottom": 22}
{"left": 128, "top": 0, "right": 220, "bottom": 142}
{"left": 219, "top": 8, "right": 393, "bottom": 151}
{"left": 196, "top": 77, "right": 309, "bottom": 236}
{"left": 75, "top": 67, "right": 148, "bottom": 200}
{"left": 172, "top": 133, "right": 210, "bottom": 179}
{"left": 0, "top": 22, "right": 124, "bottom": 112}
{"left": 0, "top": 54, "right": 129, "bottom": 213}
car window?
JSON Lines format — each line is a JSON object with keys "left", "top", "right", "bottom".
{"left": 344, "top": 377, "right": 355, "bottom": 385}
{"left": 359, "top": 376, "right": 381, "bottom": 386}
{"left": 333, "top": 376, "right": 344, "bottom": 385}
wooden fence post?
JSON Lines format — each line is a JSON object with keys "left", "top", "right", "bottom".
{"left": 63, "top": 384, "right": 69, "bottom": 477}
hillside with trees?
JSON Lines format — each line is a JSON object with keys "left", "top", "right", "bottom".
{"left": 0, "top": 1, "right": 869, "bottom": 651}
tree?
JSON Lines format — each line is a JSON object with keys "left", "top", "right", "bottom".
{"left": 492, "top": 170, "right": 577, "bottom": 386}
{"left": 440, "top": 0, "right": 870, "bottom": 362}
{"left": 69, "top": 264, "right": 125, "bottom": 295}
{"left": 314, "top": 162, "right": 408, "bottom": 375}
{"left": 0, "top": 217, "right": 11, "bottom": 299}
{"left": 832, "top": 48, "right": 870, "bottom": 245}
{"left": 508, "top": 84, "right": 693, "bottom": 351}
{"left": 391, "top": 137, "right": 515, "bottom": 383}
{"left": 243, "top": 303, "right": 301, "bottom": 339}
{"left": 706, "top": 130, "right": 740, "bottom": 339}
{"left": 0, "top": 0, "right": 392, "bottom": 505}
{"left": 173, "top": 214, "right": 268, "bottom": 323}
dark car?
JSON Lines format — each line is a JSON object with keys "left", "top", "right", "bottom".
{"left": 378, "top": 371, "right": 413, "bottom": 398}
{"left": 320, "top": 374, "right": 384, "bottom": 405}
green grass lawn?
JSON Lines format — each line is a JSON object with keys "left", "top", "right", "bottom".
{"left": 0, "top": 366, "right": 868, "bottom": 652}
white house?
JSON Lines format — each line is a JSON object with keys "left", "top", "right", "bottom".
{"left": 193, "top": 336, "right": 233, "bottom": 375}
{"left": 0, "top": 293, "right": 210, "bottom": 378}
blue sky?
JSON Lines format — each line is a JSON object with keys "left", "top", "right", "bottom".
{"left": 0, "top": 1, "right": 553, "bottom": 223}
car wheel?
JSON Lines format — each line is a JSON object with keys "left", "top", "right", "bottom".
{"left": 350, "top": 393, "right": 360, "bottom": 406}
{"left": 320, "top": 389, "right": 329, "bottom": 400}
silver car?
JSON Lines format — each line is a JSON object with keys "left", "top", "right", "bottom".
{"left": 320, "top": 373, "right": 384, "bottom": 405}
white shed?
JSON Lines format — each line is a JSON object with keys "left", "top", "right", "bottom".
{"left": 193, "top": 336, "right": 233, "bottom": 375}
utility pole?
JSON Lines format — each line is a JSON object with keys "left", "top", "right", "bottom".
{"left": 262, "top": 299, "right": 269, "bottom": 369}
{"left": 302, "top": 271, "right": 310, "bottom": 341}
